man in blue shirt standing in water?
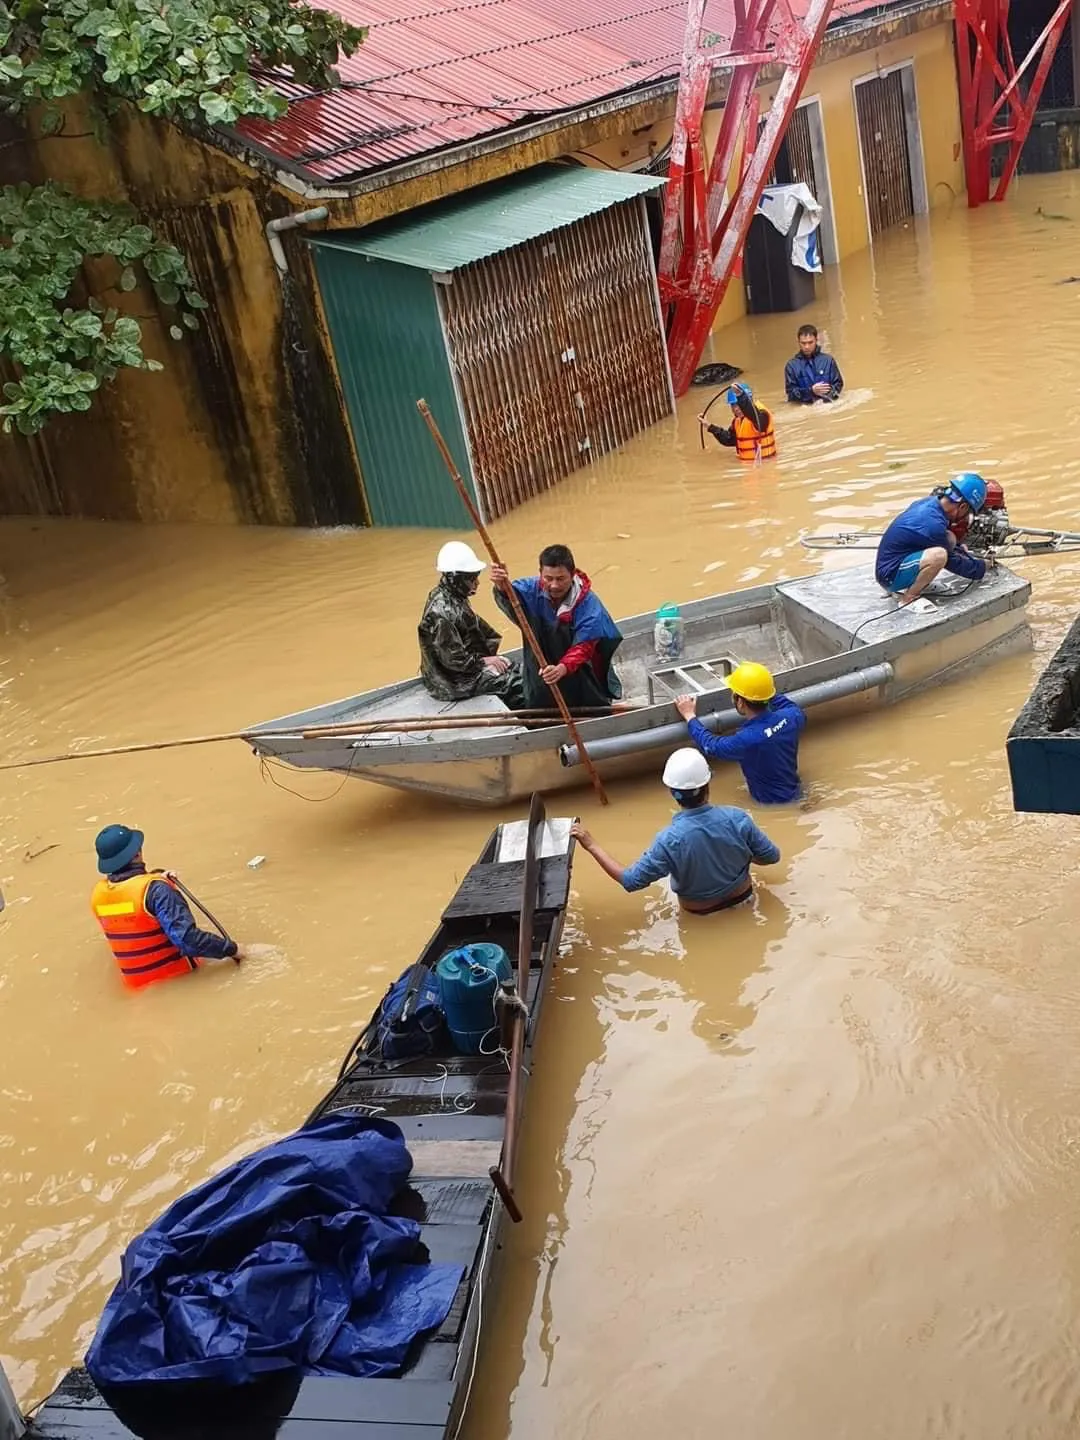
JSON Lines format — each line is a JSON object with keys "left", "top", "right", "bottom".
{"left": 875, "top": 472, "right": 992, "bottom": 606}
{"left": 570, "top": 748, "right": 780, "bottom": 914}
{"left": 675, "top": 662, "right": 805, "bottom": 804}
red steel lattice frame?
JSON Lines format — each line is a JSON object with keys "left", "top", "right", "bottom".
{"left": 956, "top": 0, "right": 1074, "bottom": 206}
{"left": 659, "top": 0, "right": 834, "bottom": 395}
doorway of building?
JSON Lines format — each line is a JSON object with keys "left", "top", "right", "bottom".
{"left": 853, "top": 64, "right": 928, "bottom": 238}
{"left": 757, "top": 98, "right": 837, "bottom": 264}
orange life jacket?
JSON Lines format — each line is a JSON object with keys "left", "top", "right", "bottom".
{"left": 734, "top": 411, "right": 777, "bottom": 462}
{"left": 90, "top": 872, "right": 199, "bottom": 990}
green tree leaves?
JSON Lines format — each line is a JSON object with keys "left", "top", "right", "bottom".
{"left": 0, "top": 182, "right": 209, "bottom": 431}
{"left": 0, "top": 0, "right": 365, "bottom": 431}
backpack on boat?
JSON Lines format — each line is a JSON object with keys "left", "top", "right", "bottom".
{"left": 374, "top": 961, "right": 446, "bottom": 1061}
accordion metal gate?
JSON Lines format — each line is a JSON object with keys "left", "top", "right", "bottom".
{"left": 438, "top": 196, "right": 673, "bottom": 522}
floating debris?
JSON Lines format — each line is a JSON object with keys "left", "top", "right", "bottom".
{"left": 691, "top": 361, "right": 743, "bottom": 387}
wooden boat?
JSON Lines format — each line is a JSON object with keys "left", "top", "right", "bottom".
{"left": 245, "top": 564, "right": 1033, "bottom": 807}
{"left": 28, "top": 796, "right": 574, "bottom": 1440}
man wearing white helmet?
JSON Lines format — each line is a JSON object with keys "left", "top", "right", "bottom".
{"left": 570, "top": 748, "right": 781, "bottom": 914}
{"left": 418, "top": 541, "right": 524, "bottom": 707}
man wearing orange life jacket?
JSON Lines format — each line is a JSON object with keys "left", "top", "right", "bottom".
{"left": 699, "top": 383, "right": 777, "bottom": 463}
{"left": 91, "top": 825, "right": 245, "bottom": 990}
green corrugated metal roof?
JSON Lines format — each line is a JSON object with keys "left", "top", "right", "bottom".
{"left": 310, "top": 165, "right": 665, "bottom": 272}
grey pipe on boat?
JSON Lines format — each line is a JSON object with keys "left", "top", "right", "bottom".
{"left": 558, "top": 661, "right": 895, "bottom": 769}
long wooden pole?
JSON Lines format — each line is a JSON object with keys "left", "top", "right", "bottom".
{"left": 489, "top": 791, "right": 545, "bottom": 1222}
{"left": 416, "top": 398, "right": 609, "bottom": 806}
{"left": 0, "top": 707, "right": 640, "bottom": 772}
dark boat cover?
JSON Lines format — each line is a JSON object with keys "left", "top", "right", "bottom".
{"left": 85, "top": 1115, "right": 463, "bottom": 1387}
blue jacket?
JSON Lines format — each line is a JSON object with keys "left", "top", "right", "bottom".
{"left": 112, "top": 864, "right": 236, "bottom": 960}
{"left": 621, "top": 803, "right": 780, "bottom": 902}
{"left": 875, "top": 496, "right": 987, "bottom": 586}
{"left": 785, "top": 349, "right": 844, "bottom": 404}
{"left": 687, "top": 694, "right": 806, "bottom": 804}
{"left": 494, "top": 572, "right": 622, "bottom": 710}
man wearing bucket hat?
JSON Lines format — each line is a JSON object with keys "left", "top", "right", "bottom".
{"left": 418, "top": 541, "right": 524, "bottom": 707}
{"left": 90, "top": 826, "right": 245, "bottom": 990}
{"left": 675, "top": 661, "right": 805, "bottom": 805}
{"left": 874, "top": 473, "right": 993, "bottom": 606}
{"left": 698, "top": 383, "right": 777, "bottom": 462}
{"left": 570, "top": 748, "right": 780, "bottom": 914}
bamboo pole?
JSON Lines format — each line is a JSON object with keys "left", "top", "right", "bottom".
{"left": 0, "top": 721, "right": 535, "bottom": 771}
{"left": 416, "top": 398, "right": 610, "bottom": 805}
{"left": 0, "top": 705, "right": 646, "bottom": 773}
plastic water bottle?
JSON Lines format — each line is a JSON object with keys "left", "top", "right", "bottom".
{"left": 654, "top": 604, "right": 684, "bottom": 662}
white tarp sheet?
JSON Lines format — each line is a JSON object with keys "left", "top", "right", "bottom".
{"left": 755, "top": 183, "right": 823, "bottom": 273}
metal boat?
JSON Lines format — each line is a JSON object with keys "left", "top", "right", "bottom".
{"left": 246, "top": 564, "right": 1032, "bottom": 807}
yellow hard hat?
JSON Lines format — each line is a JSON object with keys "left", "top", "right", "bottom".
{"left": 724, "top": 661, "right": 776, "bottom": 703}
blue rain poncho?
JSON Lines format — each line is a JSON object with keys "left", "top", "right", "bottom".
{"left": 85, "top": 1114, "right": 463, "bottom": 1387}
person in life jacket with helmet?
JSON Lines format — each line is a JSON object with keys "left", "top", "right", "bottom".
{"left": 698, "top": 383, "right": 777, "bottom": 463}
{"left": 675, "top": 661, "right": 805, "bottom": 805}
{"left": 91, "top": 825, "right": 245, "bottom": 990}
{"left": 418, "top": 541, "right": 525, "bottom": 708}
{"left": 874, "top": 472, "right": 994, "bottom": 608}
{"left": 570, "top": 748, "right": 781, "bottom": 914}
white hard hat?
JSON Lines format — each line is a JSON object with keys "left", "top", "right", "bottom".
{"left": 661, "top": 747, "right": 711, "bottom": 790}
{"left": 436, "top": 541, "right": 486, "bottom": 574}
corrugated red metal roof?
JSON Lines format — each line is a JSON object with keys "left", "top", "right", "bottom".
{"left": 236, "top": 0, "right": 904, "bottom": 185}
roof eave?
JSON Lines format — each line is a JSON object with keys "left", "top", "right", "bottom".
{"left": 213, "top": 0, "right": 953, "bottom": 200}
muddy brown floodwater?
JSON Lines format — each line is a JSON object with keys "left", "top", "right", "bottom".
{"left": 6, "top": 171, "right": 1080, "bottom": 1438}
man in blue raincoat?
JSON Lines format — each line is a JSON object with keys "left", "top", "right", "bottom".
{"left": 784, "top": 324, "right": 844, "bottom": 404}
{"left": 491, "top": 544, "right": 623, "bottom": 710}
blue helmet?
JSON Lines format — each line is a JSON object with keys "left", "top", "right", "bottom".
{"left": 726, "top": 383, "right": 752, "bottom": 404}
{"left": 947, "top": 471, "right": 987, "bottom": 513}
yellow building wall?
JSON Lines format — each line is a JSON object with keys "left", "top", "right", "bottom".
{"left": 579, "top": 17, "right": 963, "bottom": 337}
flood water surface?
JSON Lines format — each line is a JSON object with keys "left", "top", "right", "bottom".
{"left": 6, "top": 173, "right": 1080, "bottom": 1437}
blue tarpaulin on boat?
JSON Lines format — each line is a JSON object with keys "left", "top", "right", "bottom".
{"left": 85, "top": 1114, "right": 463, "bottom": 1387}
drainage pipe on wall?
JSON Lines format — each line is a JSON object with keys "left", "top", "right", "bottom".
{"left": 265, "top": 206, "right": 330, "bottom": 277}
{"left": 559, "top": 661, "right": 895, "bottom": 769}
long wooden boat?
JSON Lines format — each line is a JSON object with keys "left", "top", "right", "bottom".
{"left": 245, "top": 563, "right": 1033, "bottom": 806}
{"left": 27, "top": 797, "right": 574, "bottom": 1440}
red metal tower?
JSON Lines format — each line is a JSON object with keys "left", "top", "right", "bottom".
{"left": 955, "top": 0, "right": 1074, "bottom": 206}
{"left": 658, "top": 0, "right": 835, "bottom": 396}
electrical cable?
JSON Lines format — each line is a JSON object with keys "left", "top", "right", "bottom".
{"left": 847, "top": 566, "right": 987, "bottom": 651}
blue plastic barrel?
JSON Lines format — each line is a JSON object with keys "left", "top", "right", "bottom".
{"left": 435, "top": 943, "right": 512, "bottom": 1055}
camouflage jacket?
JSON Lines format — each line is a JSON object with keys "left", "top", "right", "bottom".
{"left": 418, "top": 580, "right": 502, "bottom": 701}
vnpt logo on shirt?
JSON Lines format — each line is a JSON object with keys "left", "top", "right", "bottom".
{"left": 763, "top": 718, "right": 790, "bottom": 739}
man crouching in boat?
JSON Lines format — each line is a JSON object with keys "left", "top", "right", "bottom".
{"left": 491, "top": 544, "right": 623, "bottom": 711}
{"left": 570, "top": 749, "right": 780, "bottom": 915}
{"left": 91, "top": 826, "right": 245, "bottom": 989}
{"left": 419, "top": 542, "right": 525, "bottom": 709}
{"left": 875, "top": 472, "right": 993, "bottom": 606}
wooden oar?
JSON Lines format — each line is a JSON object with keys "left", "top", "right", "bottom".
{"left": 416, "top": 398, "right": 610, "bottom": 806}
{"left": 489, "top": 790, "right": 545, "bottom": 1223}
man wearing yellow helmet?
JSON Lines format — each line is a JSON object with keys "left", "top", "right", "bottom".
{"left": 674, "top": 661, "right": 805, "bottom": 804}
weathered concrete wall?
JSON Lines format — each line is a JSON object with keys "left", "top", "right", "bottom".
{"left": 0, "top": 104, "right": 363, "bottom": 524}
